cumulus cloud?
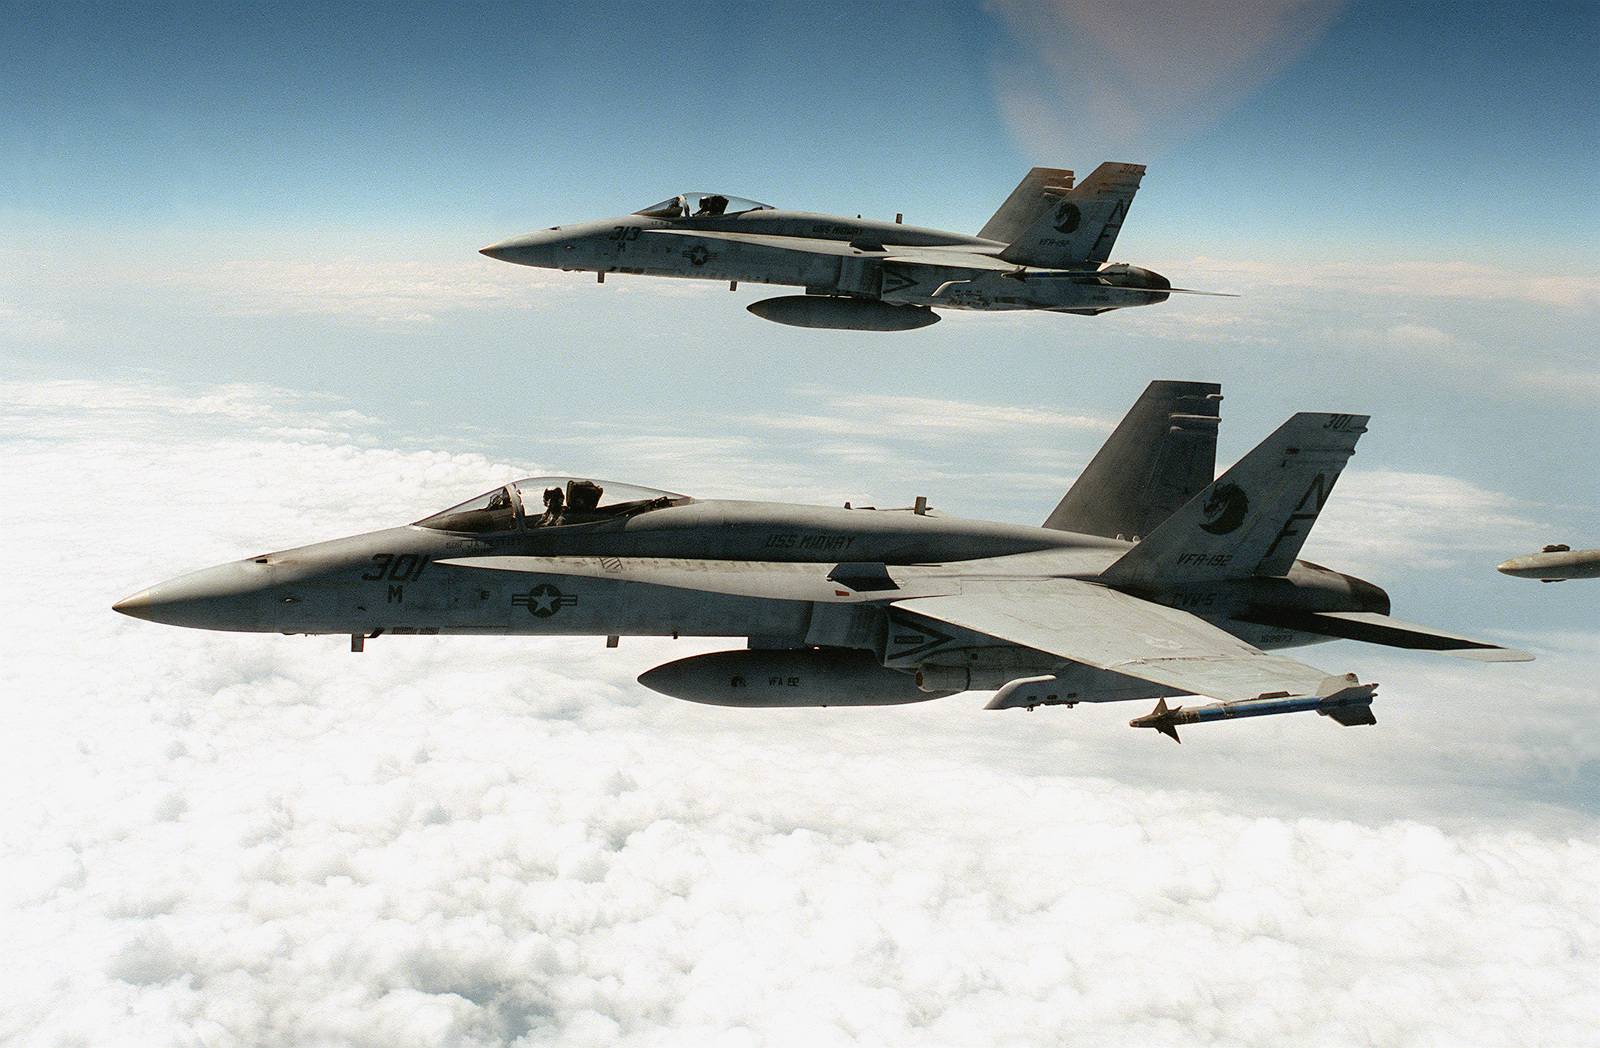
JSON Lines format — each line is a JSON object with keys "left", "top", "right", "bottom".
{"left": 4, "top": 377, "right": 1599, "bottom": 1047}
{"left": 1310, "top": 469, "right": 1544, "bottom": 574}
{"left": 750, "top": 389, "right": 1108, "bottom": 442}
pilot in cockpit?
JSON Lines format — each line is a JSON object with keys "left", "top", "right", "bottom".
{"left": 694, "top": 195, "right": 728, "bottom": 217}
{"left": 567, "top": 480, "right": 603, "bottom": 513}
{"left": 539, "top": 486, "right": 564, "bottom": 525}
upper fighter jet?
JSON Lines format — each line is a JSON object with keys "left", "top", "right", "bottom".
{"left": 481, "top": 163, "right": 1220, "bottom": 331}
{"left": 1498, "top": 544, "right": 1600, "bottom": 582}
{"left": 114, "top": 381, "right": 1528, "bottom": 742}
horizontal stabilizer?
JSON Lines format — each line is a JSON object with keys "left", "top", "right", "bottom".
{"left": 1236, "top": 609, "right": 1534, "bottom": 661}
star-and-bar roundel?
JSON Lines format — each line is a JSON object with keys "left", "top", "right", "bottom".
{"left": 512, "top": 583, "right": 578, "bottom": 617}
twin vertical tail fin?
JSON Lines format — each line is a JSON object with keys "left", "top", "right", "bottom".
{"left": 977, "top": 167, "right": 1076, "bottom": 244}
{"left": 1044, "top": 380, "right": 1222, "bottom": 541}
{"left": 998, "top": 161, "right": 1146, "bottom": 268}
{"left": 1099, "top": 413, "right": 1369, "bottom": 588}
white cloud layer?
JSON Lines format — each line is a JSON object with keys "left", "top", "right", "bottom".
{"left": 1181, "top": 258, "right": 1600, "bottom": 313}
{"left": 4, "top": 378, "right": 1599, "bottom": 1047}
{"left": 1309, "top": 470, "right": 1545, "bottom": 575}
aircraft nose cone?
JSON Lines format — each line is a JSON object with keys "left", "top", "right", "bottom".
{"left": 111, "top": 561, "right": 271, "bottom": 630}
{"left": 480, "top": 230, "right": 561, "bottom": 266}
{"left": 112, "top": 588, "right": 158, "bottom": 620}
{"left": 1495, "top": 554, "right": 1555, "bottom": 578}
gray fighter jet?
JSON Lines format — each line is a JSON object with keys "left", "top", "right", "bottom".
{"left": 481, "top": 163, "right": 1222, "bottom": 331}
{"left": 114, "top": 382, "right": 1528, "bottom": 741}
{"left": 1498, "top": 545, "right": 1600, "bottom": 582}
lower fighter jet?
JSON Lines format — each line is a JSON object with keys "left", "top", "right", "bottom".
{"left": 114, "top": 382, "right": 1529, "bottom": 741}
{"left": 481, "top": 163, "right": 1225, "bottom": 330}
{"left": 1498, "top": 544, "right": 1600, "bottom": 582}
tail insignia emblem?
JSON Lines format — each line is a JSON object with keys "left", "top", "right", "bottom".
{"left": 1053, "top": 202, "right": 1081, "bottom": 234}
{"left": 1199, "top": 483, "right": 1249, "bottom": 535}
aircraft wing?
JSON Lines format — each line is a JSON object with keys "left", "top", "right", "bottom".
{"left": 894, "top": 579, "right": 1344, "bottom": 703}
{"left": 1234, "top": 610, "right": 1533, "bottom": 662}
{"left": 644, "top": 228, "right": 1018, "bottom": 271}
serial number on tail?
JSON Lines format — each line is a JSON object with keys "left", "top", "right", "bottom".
{"left": 1176, "top": 553, "right": 1233, "bottom": 568}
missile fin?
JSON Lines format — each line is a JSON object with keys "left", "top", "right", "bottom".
{"left": 1130, "top": 697, "right": 1183, "bottom": 743}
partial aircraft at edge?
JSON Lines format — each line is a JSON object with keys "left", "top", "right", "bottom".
{"left": 1498, "top": 545, "right": 1600, "bottom": 582}
{"left": 481, "top": 163, "right": 1226, "bottom": 331}
{"left": 114, "top": 382, "right": 1529, "bottom": 742}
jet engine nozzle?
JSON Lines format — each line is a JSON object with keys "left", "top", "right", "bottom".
{"left": 1098, "top": 264, "right": 1171, "bottom": 291}
{"left": 1342, "top": 573, "right": 1392, "bottom": 615}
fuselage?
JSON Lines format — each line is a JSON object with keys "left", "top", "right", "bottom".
{"left": 114, "top": 497, "right": 1103, "bottom": 637}
{"left": 114, "top": 481, "right": 1386, "bottom": 664}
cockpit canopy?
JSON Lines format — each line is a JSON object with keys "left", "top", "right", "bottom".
{"left": 635, "top": 193, "right": 774, "bottom": 219}
{"left": 416, "top": 477, "right": 690, "bottom": 534}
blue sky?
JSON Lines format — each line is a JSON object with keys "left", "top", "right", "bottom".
{"left": 5, "top": 2, "right": 1002, "bottom": 224}
{"left": 3, "top": 6, "right": 1599, "bottom": 1042}
{"left": 3, "top": 1, "right": 1596, "bottom": 610}
{"left": 7, "top": 2, "right": 1594, "bottom": 234}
